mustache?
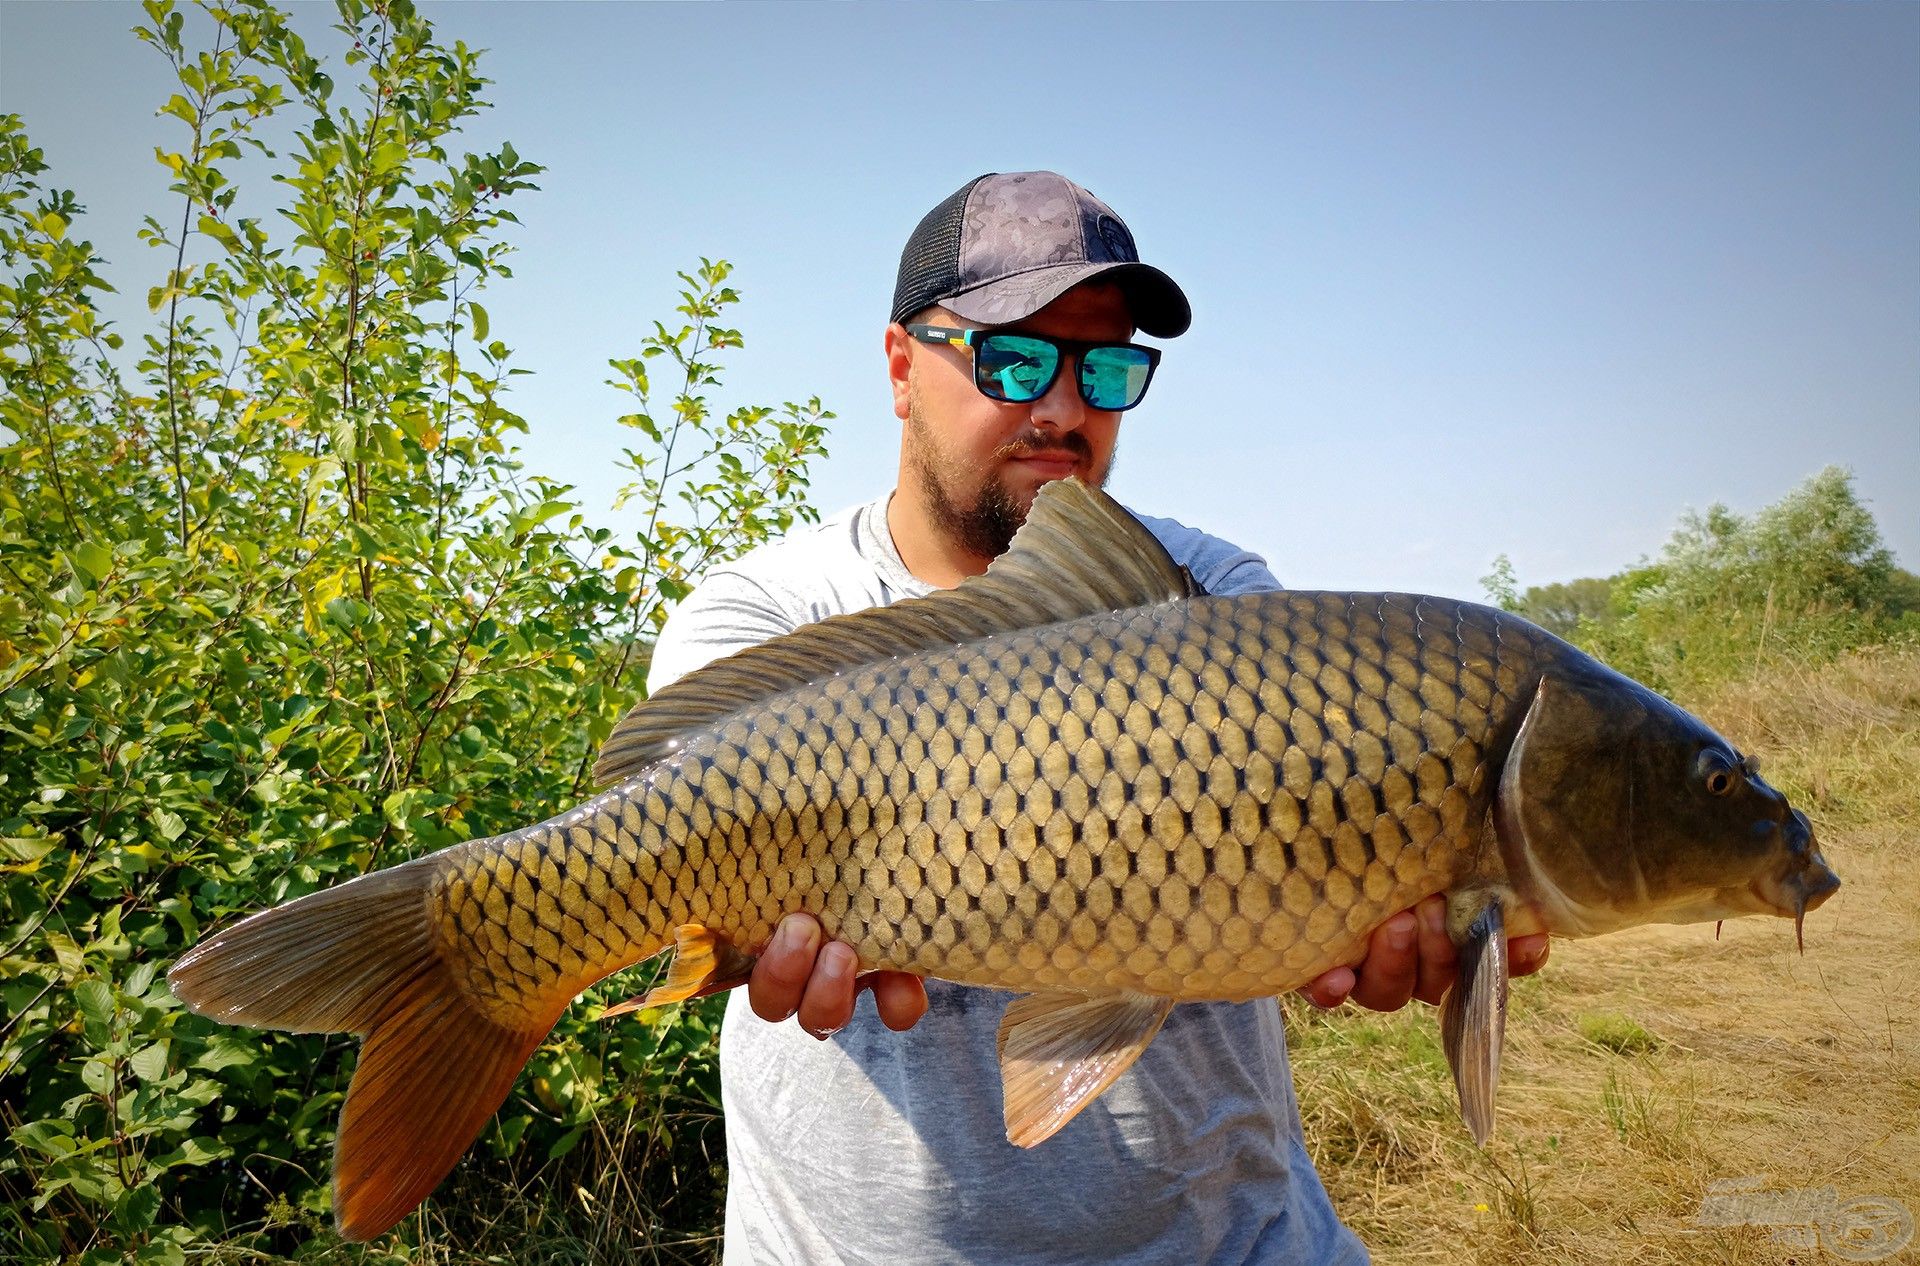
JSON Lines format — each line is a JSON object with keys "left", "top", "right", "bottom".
{"left": 993, "top": 431, "right": 1091, "bottom": 464}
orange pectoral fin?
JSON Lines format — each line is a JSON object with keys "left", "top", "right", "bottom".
{"left": 602, "top": 924, "right": 757, "bottom": 1020}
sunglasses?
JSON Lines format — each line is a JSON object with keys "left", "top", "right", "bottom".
{"left": 904, "top": 324, "right": 1161, "bottom": 412}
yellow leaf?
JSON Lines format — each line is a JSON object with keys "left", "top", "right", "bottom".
{"left": 303, "top": 567, "right": 348, "bottom": 638}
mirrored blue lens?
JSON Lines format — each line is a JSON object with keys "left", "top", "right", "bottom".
{"left": 974, "top": 334, "right": 1060, "bottom": 402}
{"left": 1079, "top": 347, "right": 1154, "bottom": 410}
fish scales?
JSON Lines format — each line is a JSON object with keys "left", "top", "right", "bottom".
{"left": 428, "top": 590, "right": 1556, "bottom": 1023}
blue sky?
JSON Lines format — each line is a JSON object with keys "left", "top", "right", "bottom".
{"left": 5, "top": 1, "right": 1916, "bottom": 597}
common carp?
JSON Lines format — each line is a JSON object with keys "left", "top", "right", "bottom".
{"left": 168, "top": 479, "right": 1840, "bottom": 1240}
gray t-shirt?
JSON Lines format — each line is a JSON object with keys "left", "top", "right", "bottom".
{"left": 647, "top": 493, "right": 1369, "bottom": 1266}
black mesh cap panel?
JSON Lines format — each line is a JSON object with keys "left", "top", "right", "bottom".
{"left": 890, "top": 174, "right": 990, "bottom": 326}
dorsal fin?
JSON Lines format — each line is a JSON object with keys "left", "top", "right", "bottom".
{"left": 592, "top": 478, "right": 1195, "bottom": 786}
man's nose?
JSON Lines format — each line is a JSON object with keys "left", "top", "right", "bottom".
{"left": 1028, "top": 357, "right": 1088, "bottom": 432}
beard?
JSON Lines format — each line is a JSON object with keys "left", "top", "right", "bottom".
{"left": 905, "top": 391, "right": 1115, "bottom": 560}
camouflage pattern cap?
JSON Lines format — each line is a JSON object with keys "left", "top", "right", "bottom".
{"left": 891, "top": 172, "right": 1192, "bottom": 338}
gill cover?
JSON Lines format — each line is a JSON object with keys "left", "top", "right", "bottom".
{"left": 1494, "top": 671, "right": 1649, "bottom": 935}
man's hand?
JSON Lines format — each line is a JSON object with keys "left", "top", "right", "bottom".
{"left": 1295, "top": 894, "right": 1550, "bottom": 1011}
{"left": 748, "top": 913, "right": 929, "bottom": 1038}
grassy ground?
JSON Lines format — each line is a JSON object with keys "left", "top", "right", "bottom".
{"left": 1289, "top": 646, "right": 1920, "bottom": 1264}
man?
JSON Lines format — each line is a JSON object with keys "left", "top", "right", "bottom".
{"left": 647, "top": 172, "right": 1549, "bottom": 1264}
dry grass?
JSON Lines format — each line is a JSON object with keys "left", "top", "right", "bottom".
{"left": 1291, "top": 646, "right": 1920, "bottom": 1265}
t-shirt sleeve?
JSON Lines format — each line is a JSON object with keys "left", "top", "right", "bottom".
{"left": 1133, "top": 511, "right": 1283, "bottom": 597}
{"left": 1190, "top": 541, "right": 1281, "bottom": 597}
{"left": 646, "top": 568, "right": 802, "bottom": 694}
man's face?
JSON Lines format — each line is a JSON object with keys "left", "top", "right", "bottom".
{"left": 893, "top": 283, "right": 1133, "bottom": 560}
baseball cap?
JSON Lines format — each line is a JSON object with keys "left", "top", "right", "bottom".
{"left": 890, "top": 171, "right": 1192, "bottom": 338}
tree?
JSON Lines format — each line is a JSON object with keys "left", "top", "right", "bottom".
{"left": 1516, "top": 576, "right": 1614, "bottom": 638}
{"left": 1569, "top": 468, "right": 1907, "bottom": 696}
{"left": 1479, "top": 553, "right": 1520, "bottom": 612}
{"left": 1, "top": 2, "right": 828, "bottom": 1260}
{"left": 1651, "top": 466, "right": 1894, "bottom": 616}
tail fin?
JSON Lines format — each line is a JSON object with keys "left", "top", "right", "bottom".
{"left": 167, "top": 855, "right": 560, "bottom": 1241}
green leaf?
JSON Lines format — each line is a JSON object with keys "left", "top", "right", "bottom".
{"left": 45, "top": 931, "right": 86, "bottom": 975}
{"left": 0, "top": 834, "right": 56, "bottom": 863}
{"left": 547, "top": 1124, "right": 585, "bottom": 1160}
{"left": 382, "top": 787, "right": 421, "bottom": 831}
{"left": 81, "top": 1054, "right": 115, "bottom": 1094}
{"left": 11, "top": 1119, "right": 76, "bottom": 1158}
{"left": 111, "top": 1184, "right": 163, "bottom": 1235}
{"left": 71, "top": 541, "right": 113, "bottom": 584}
{"left": 133, "top": 1237, "right": 186, "bottom": 1266}
{"left": 349, "top": 521, "right": 381, "bottom": 560}
{"left": 130, "top": 1040, "right": 171, "bottom": 1082}
{"left": 469, "top": 301, "right": 489, "bottom": 343}
{"left": 316, "top": 727, "right": 365, "bottom": 772}
{"left": 75, "top": 978, "right": 115, "bottom": 1025}
{"left": 194, "top": 1034, "right": 260, "bottom": 1072}
{"left": 125, "top": 961, "right": 158, "bottom": 997}
{"left": 155, "top": 1135, "right": 232, "bottom": 1169}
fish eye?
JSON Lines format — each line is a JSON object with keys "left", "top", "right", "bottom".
{"left": 1697, "top": 749, "right": 1742, "bottom": 797}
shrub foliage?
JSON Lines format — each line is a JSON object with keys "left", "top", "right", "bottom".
{"left": 0, "top": 2, "right": 827, "bottom": 1261}
{"left": 1489, "top": 468, "right": 1913, "bottom": 696}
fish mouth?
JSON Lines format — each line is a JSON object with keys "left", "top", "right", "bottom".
{"left": 1750, "top": 859, "right": 1841, "bottom": 952}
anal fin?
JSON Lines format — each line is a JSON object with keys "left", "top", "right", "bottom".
{"left": 996, "top": 991, "right": 1174, "bottom": 1147}
{"left": 603, "top": 924, "right": 756, "bottom": 1019}
{"left": 1439, "top": 893, "right": 1509, "bottom": 1146}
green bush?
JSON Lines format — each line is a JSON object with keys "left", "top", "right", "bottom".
{"left": 0, "top": 2, "right": 827, "bottom": 1261}
{"left": 1590, "top": 468, "right": 1913, "bottom": 695}
{"left": 1491, "top": 469, "right": 1914, "bottom": 697}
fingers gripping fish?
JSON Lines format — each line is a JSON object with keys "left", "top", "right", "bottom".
{"left": 167, "top": 479, "right": 1840, "bottom": 1239}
